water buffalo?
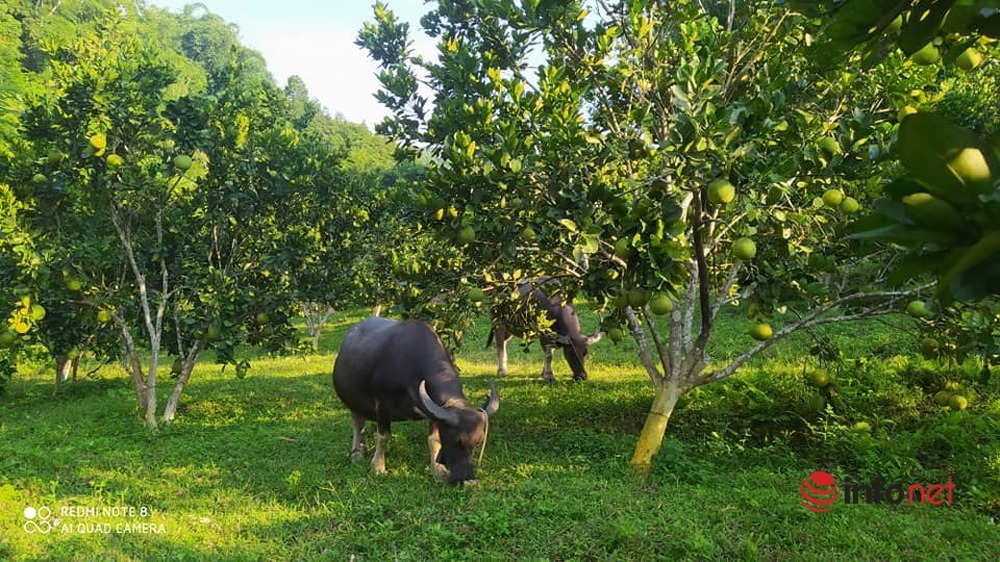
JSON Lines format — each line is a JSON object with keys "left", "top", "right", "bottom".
{"left": 333, "top": 317, "right": 499, "bottom": 484}
{"left": 489, "top": 278, "right": 601, "bottom": 381}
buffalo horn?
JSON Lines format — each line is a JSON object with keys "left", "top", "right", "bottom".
{"left": 585, "top": 331, "right": 603, "bottom": 346}
{"left": 418, "top": 381, "right": 462, "bottom": 426}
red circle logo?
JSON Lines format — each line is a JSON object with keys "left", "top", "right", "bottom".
{"left": 800, "top": 471, "right": 839, "bottom": 513}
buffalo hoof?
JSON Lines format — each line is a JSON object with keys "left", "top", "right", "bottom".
{"left": 541, "top": 372, "right": 556, "bottom": 382}
{"left": 573, "top": 373, "right": 588, "bottom": 382}
{"left": 350, "top": 450, "right": 364, "bottom": 462}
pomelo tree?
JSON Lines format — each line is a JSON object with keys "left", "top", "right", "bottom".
{"left": 360, "top": 0, "right": 940, "bottom": 470}
{"left": 15, "top": 13, "right": 312, "bottom": 426}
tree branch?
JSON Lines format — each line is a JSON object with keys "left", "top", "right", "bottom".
{"left": 696, "top": 287, "right": 928, "bottom": 386}
{"left": 625, "top": 307, "right": 663, "bottom": 385}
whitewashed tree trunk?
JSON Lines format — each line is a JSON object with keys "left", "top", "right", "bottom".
{"left": 301, "top": 302, "right": 334, "bottom": 352}
{"left": 162, "top": 340, "right": 206, "bottom": 422}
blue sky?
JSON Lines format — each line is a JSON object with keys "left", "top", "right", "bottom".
{"left": 150, "top": 1, "right": 434, "bottom": 128}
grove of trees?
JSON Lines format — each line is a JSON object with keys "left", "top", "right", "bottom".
{"left": 1, "top": 0, "right": 997, "bottom": 474}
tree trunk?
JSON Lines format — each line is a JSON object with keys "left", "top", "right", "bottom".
{"left": 372, "top": 303, "right": 382, "bottom": 317}
{"left": 162, "top": 341, "right": 205, "bottom": 423}
{"left": 54, "top": 355, "right": 72, "bottom": 394}
{"left": 630, "top": 381, "right": 683, "bottom": 474}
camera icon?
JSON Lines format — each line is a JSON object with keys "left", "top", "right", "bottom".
{"left": 23, "top": 506, "right": 53, "bottom": 534}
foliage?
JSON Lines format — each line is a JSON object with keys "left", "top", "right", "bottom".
{"left": 808, "top": 0, "right": 1000, "bottom": 302}
{"left": 359, "top": 0, "right": 950, "bottom": 469}
{"left": 0, "top": 3, "right": 402, "bottom": 421}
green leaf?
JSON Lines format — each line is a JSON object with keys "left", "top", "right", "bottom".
{"left": 898, "top": 0, "right": 951, "bottom": 55}
{"left": 938, "top": 230, "right": 1000, "bottom": 299}
{"left": 558, "top": 218, "right": 579, "bottom": 233}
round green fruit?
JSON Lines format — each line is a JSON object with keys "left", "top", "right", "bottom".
{"left": 910, "top": 43, "right": 940, "bottom": 65}
{"left": 920, "top": 338, "right": 940, "bottom": 359}
{"left": 32, "top": 173, "right": 47, "bottom": 184}
{"left": 933, "top": 390, "right": 952, "bottom": 406}
{"left": 819, "top": 136, "right": 841, "bottom": 155}
{"left": 521, "top": 227, "right": 536, "bottom": 242}
{"left": 822, "top": 189, "right": 845, "bottom": 208}
{"left": 948, "top": 147, "right": 992, "bottom": 193}
{"left": 0, "top": 330, "right": 16, "bottom": 347}
{"left": 173, "top": 154, "right": 193, "bottom": 171}
{"left": 809, "top": 369, "right": 830, "bottom": 388}
{"left": 948, "top": 394, "right": 968, "bottom": 411}
{"left": 707, "top": 178, "right": 736, "bottom": 205}
{"left": 648, "top": 293, "right": 674, "bottom": 315}
{"left": 627, "top": 290, "right": 647, "bottom": 308}
{"left": 853, "top": 421, "right": 872, "bottom": 433}
{"left": 906, "top": 300, "right": 932, "bottom": 319}
{"left": 255, "top": 312, "right": 270, "bottom": 325}
{"left": 46, "top": 148, "right": 63, "bottom": 164}
{"left": 608, "top": 327, "right": 624, "bottom": 343}
{"left": 106, "top": 154, "right": 124, "bottom": 168}
{"left": 804, "top": 393, "right": 827, "bottom": 414}
{"left": 749, "top": 322, "right": 773, "bottom": 341}
{"left": 205, "top": 324, "right": 222, "bottom": 342}
{"left": 30, "top": 304, "right": 46, "bottom": 321}
{"left": 839, "top": 197, "right": 860, "bottom": 214}
{"left": 955, "top": 48, "right": 983, "bottom": 70}
{"left": 96, "top": 309, "right": 112, "bottom": 324}
{"left": 469, "top": 288, "right": 486, "bottom": 303}
{"left": 732, "top": 237, "right": 757, "bottom": 260}
{"left": 456, "top": 226, "right": 476, "bottom": 245}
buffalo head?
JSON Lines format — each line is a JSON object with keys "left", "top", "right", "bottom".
{"left": 417, "top": 380, "right": 499, "bottom": 484}
{"left": 554, "top": 331, "right": 602, "bottom": 381}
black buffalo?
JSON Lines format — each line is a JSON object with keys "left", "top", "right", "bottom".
{"left": 333, "top": 317, "right": 499, "bottom": 484}
{"left": 489, "top": 278, "right": 602, "bottom": 381}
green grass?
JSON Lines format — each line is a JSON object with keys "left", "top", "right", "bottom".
{"left": 1, "top": 308, "right": 998, "bottom": 560}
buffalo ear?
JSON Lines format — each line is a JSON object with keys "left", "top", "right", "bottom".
{"left": 481, "top": 381, "right": 499, "bottom": 418}
{"left": 553, "top": 333, "right": 572, "bottom": 346}
{"left": 417, "top": 381, "right": 462, "bottom": 426}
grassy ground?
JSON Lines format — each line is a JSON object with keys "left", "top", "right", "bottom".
{"left": 1, "top": 308, "right": 998, "bottom": 560}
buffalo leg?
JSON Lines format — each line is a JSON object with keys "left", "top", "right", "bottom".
{"left": 427, "top": 422, "right": 448, "bottom": 478}
{"left": 541, "top": 345, "right": 556, "bottom": 381}
{"left": 350, "top": 412, "right": 365, "bottom": 460}
{"left": 496, "top": 326, "right": 511, "bottom": 377}
{"left": 373, "top": 417, "right": 391, "bottom": 474}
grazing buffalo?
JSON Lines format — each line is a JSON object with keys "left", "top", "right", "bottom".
{"left": 333, "top": 317, "right": 499, "bottom": 484}
{"left": 489, "top": 278, "right": 601, "bottom": 381}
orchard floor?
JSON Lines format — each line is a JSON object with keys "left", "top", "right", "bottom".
{"left": 1, "top": 309, "right": 998, "bottom": 561}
